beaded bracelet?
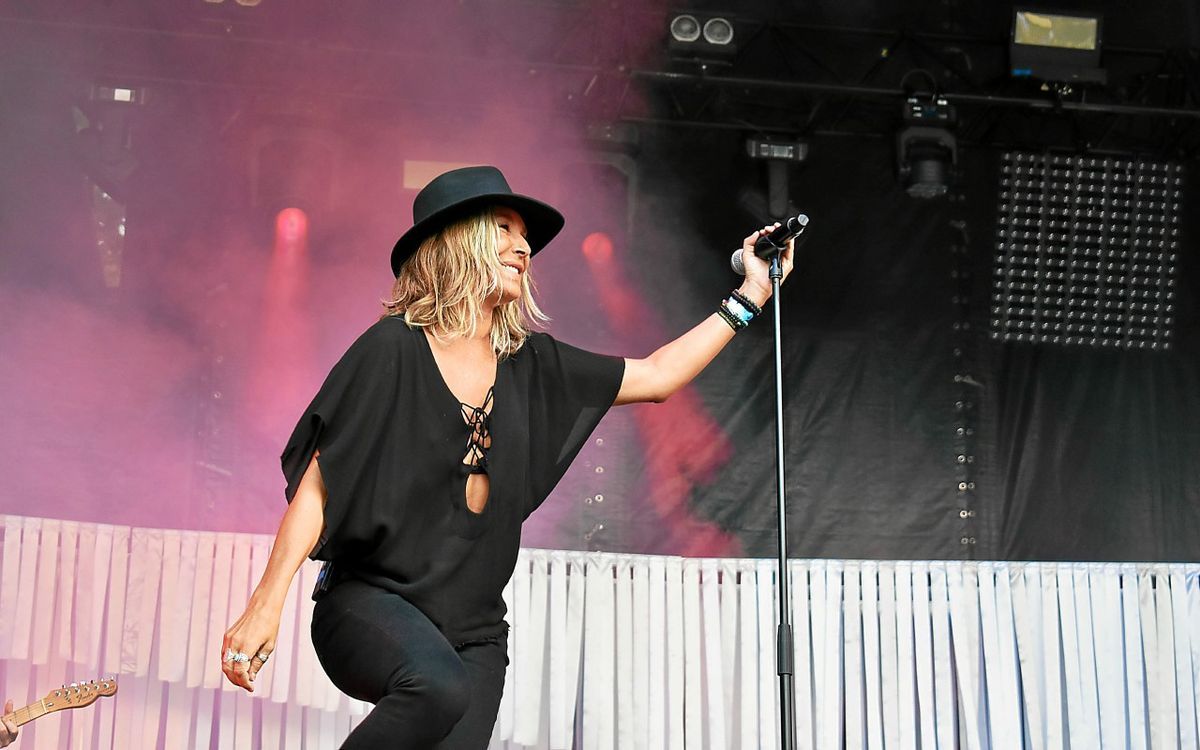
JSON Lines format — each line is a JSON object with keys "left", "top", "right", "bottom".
{"left": 718, "top": 291, "right": 759, "bottom": 332}
{"left": 730, "top": 289, "right": 763, "bottom": 317}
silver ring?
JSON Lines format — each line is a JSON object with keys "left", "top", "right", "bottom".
{"left": 255, "top": 651, "right": 271, "bottom": 663}
{"left": 232, "top": 651, "right": 251, "bottom": 664}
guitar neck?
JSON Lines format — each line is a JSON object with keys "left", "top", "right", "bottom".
{"left": 4, "top": 700, "right": 47, "bottom": 727}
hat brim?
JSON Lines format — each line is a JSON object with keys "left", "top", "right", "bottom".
{"left": 390, "top": 193, "right": 565, "bottom": 276}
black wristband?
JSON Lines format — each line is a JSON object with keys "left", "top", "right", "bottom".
{"left": 730, "top": 289, "right": 763, "bottom": 317}
{"left": 717, "top": 303, "right": 744, "bottom": 332}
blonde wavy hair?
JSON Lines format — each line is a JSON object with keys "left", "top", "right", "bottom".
{"left": 382, "top": 207, "right": 548, "bottom": 357}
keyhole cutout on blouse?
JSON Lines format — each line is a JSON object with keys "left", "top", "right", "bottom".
{"left": 423, "top": 330, "right": 497, "bottom": 515}
{"left": 461, "top": 389, "right": 493, "bottom": 514}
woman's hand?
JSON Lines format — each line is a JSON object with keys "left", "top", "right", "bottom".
{"left": 220, "top": 454, "right": 326, "bottom": 692}
{"left": 737, "top": 222, "right": 797, "bottom": 305}
{"left": 222, "top": 602, "right": 281, "bottom": 692}
{"left": 1, "top": 700, "right": 17, "bottom": 747}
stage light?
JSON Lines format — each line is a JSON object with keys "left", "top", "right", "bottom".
{"left": 702, "top": 17, "right": 734, "bottom": 46}
{"left": 581, "top": 232, "right": 614, "bottom": 265}
{"left": 745, "top": 135, "right": 808, "bottom": 218}
{"left": 992, "top": 152, "right": 1182, "bottom": 350}
{"left": 669, "top": 15, "right": 701, "bottom": 43}
{"left": 896, "top": 94, "right": 957, "bottom": 199}
{"left": 667, "top": 13, "right": 738, "bottom": 62}
{"left": 90, "top": 84, "right": 146, "bottom": 105}
{"left": 1014, "top": 11, "right": 1098, "bottom": 50}
{"left": 276, "top": 207, "right": 308, "bottom": 246}
{"left": 745, "top": 137, "right": 808, "bottom": 163}
{"left": 1010, "top": 9, "right": 1105, "bottom": 84}
{"left": 75, "top": 85, "right": 143, "bottom": 204}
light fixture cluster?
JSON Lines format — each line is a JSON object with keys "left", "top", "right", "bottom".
{"left": 992, "top": 152, "right": 1182, "bottom": 350}
{"left": 668, "top": 13, "right": 737, "bottom": 61}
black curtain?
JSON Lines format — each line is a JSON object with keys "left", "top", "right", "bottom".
{"left": 607, "top": 129, "right": 1200, "bottom": 562}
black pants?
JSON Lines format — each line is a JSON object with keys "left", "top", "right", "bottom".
{"left": 311, "top": 578, "right": 508, "bottom": 749}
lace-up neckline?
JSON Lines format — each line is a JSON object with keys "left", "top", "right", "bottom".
{"left": 419, "top": 330, "right": 499, "bottom": 474}
{"left": 461, "top": 387, "right": 494, "bottom": 474}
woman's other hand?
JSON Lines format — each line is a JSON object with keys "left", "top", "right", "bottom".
{"left": 221, "top": 603, "right": 281, "bottom": 692}
{"left": 220, "top": 454, "right": 326, "bottom": 692}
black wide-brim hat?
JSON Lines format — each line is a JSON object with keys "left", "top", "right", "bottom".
{"left": 390, "top": 165, "right": 565, "bottom": 276}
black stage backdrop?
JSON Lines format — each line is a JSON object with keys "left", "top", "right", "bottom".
{"left": 583, "top": 130, "right": 1200, "bottom": 562}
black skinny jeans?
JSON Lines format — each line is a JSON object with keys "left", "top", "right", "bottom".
{"left": 311, "top": 578, "right": 508, "bottom": 749}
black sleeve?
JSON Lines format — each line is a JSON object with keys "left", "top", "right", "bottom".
{"left": 280, "top": 319, "right": 403, "bottom": 559}
{"left": 525, "top": 333, "right": 626, "bottom": 516}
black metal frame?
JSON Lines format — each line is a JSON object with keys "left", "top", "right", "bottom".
{"left": 4, "top": 7, "right": 1200, "bottom": 155}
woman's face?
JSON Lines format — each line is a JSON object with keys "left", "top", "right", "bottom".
{"left": 494, "top": 205, "right": 530, "bottom": 305}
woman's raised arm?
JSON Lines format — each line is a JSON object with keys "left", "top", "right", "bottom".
{"left": 615, "top": 223, "right": 795, "bottom": 406}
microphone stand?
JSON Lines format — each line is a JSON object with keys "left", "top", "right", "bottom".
{"left": 767, "top": 250, "right": 797, "bottom": 750}
{"left": 734, "top": 217, "right": 807, "bottom": 748}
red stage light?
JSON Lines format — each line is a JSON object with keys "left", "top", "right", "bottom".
{"left": 253, "top": 206, "right": 314, "bottom": 441}
{"left": 275, "top": 207, "right": 308, "bottom": 245}
{"left": 581, "top": 231, "right": 614, "bottom": 264}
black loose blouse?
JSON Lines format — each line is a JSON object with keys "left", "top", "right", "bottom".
{"left": 280, "top": 317, "right": 624, "bottom": 646}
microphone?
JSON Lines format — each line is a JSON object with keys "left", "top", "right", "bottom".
{"left": 731, "top": 214, "right": 809, "bottom": 275}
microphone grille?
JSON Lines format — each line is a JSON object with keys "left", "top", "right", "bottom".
{"left": 730, "top": 248, "right": 746, "bottom": 275}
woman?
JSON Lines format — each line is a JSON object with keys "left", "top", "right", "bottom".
{"left": 222, "top": 165, "right": 793, "bottom": 748}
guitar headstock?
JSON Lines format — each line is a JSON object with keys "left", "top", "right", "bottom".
{"left": 40, "top": 678, "right": 118, "bottom": 714}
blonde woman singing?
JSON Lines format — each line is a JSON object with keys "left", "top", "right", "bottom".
{"left": 222, "top": 166, "right": 794, "bottom": 748}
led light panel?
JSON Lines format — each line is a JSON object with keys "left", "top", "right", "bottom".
{"left": 992, "top": 152, "right": 1182, "bottom": 350}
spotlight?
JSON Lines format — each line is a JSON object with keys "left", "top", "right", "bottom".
{"left": 702, "top": 17, "right": 734, "bottom": 46}
{"left": 896, "top": 94, "right": 957, "bottom": 199}
{"left": 670, "top": 15, "right": 701, "bottom": 43}
{"left": 1010, "top": 9, "right": 1105, "bottom": 84}
{"left": 276, "top": 207, "right": 308, "bottom": 245}
{"left": 745, "top": 137, "right": 808, "bottom": 163}
{"left": 668, "top": 13, "right": 738, "bottom": 62}
{"left": 745, "top": 136, "right": 808, "bottom": 219}
{"left": 581, "top": 232, "right": 614, "bottom": 265}
{"left": 74, "top": 84, "right": 145, "bottom": 202}
{"left": 90, "top": 84, "right": 146, "bottom": 105}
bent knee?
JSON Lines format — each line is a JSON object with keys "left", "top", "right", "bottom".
{"left": 389, "top": 655, "right": 471, "bottom": 726}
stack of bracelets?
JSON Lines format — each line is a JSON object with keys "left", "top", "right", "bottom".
{"left": 717, "top": 289, "right": 763, "bottom": 332}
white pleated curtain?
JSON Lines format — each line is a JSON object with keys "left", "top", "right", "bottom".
{"left": 1, "top": 515, "right": 1197, "bottom": 749}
